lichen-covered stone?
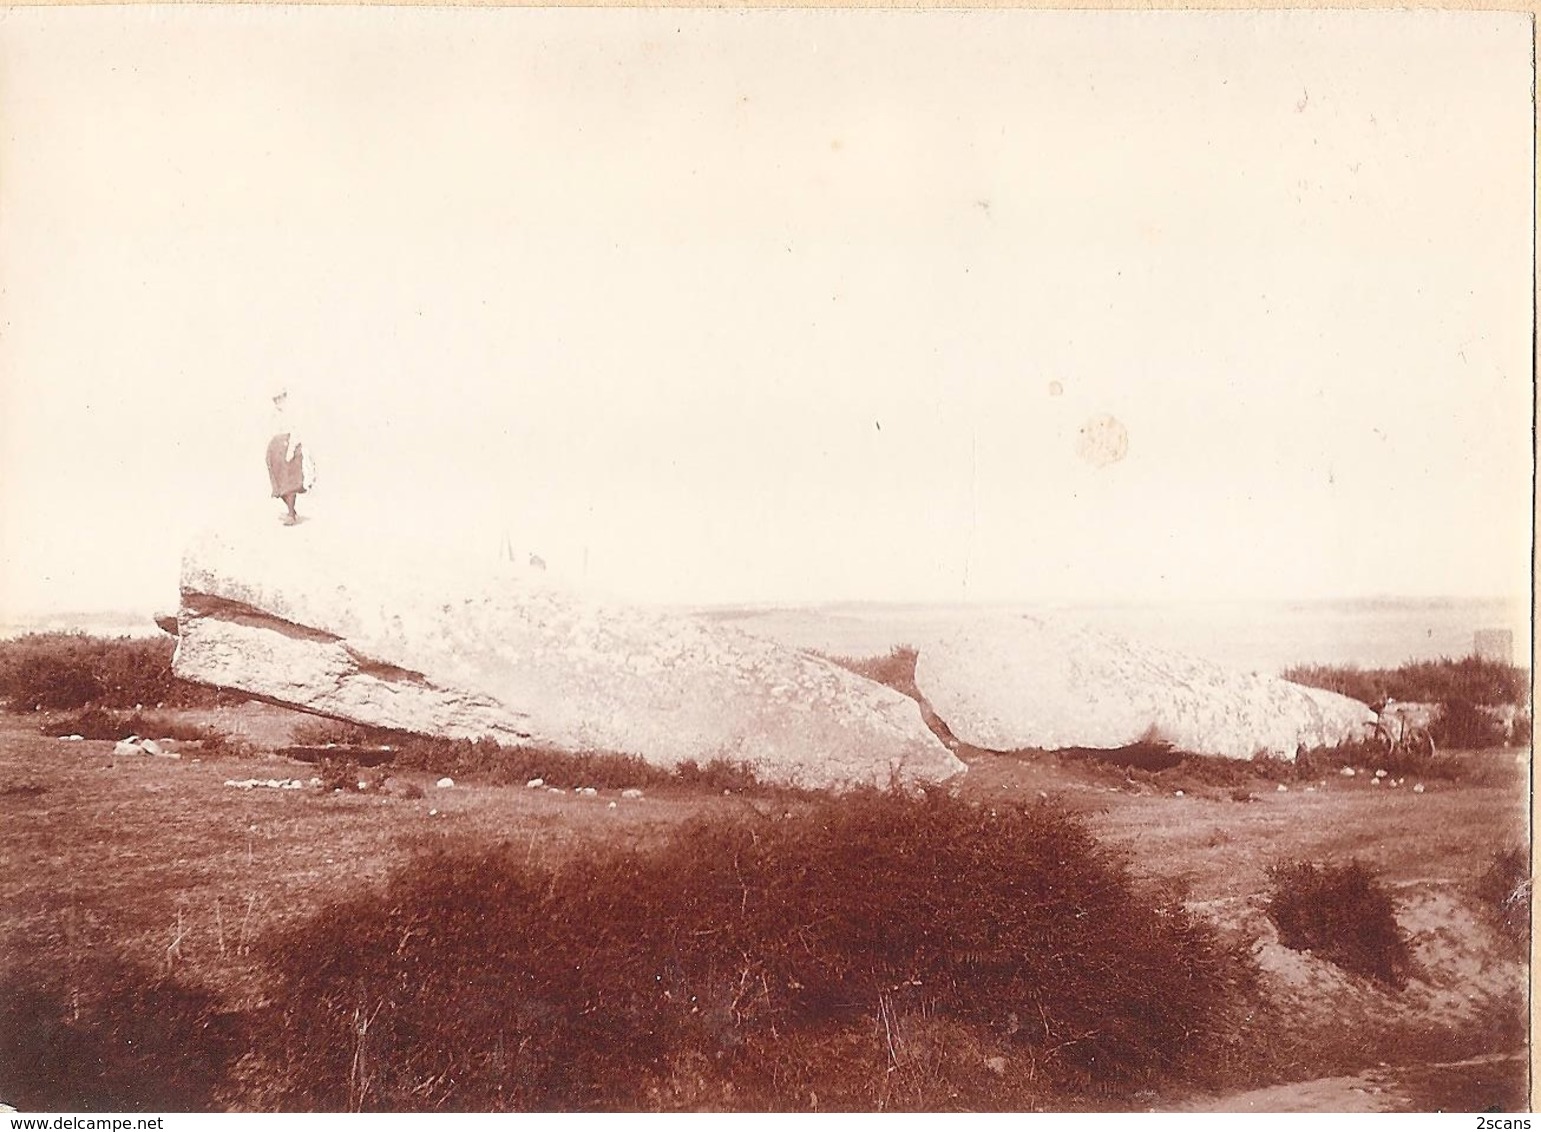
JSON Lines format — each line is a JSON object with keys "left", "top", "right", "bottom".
{"left": 173, "top": 522, "right": 964, "bottom": 791}
{"left": 914, "top": 616, "right": 1373, "bottom": 761}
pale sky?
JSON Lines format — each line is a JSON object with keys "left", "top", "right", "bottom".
{"left": 0, "top": 7, "right": 1533, "bottom": 616}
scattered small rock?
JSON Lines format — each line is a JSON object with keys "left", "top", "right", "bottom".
{"left": 608, "top": 801, "right": 618, "bottom": 810}
{"left": 547, "top": 787, "right": 567, "bottom": 795}
{"left": 428, "top": 808, "right": 439, "bottom": 816}
{"left": 113, "top": 737, "right": 144, "bottom": 757}
{"left": 225, "top": 778, "right": 305, "bottom": 790}
{"left": 1369, "top": 778, "right": 1380, "bottom": 786}
{"left": 436, "top": 777, "right": 455, "bottom": 789}
{"left": 61, "top": 734, "right": 83, "bottom": 741}
{"left": 526, "top": 777, "right": 545, "bottom": 789}
{"left": 1173, "top": 790, "right": 1184, "bottom": 797}
{"left": 1340, "top": 767, "right": 1356, "bottom": 777}
{"left": 1276, "top": 784, "right": 1288, "bottom": 793}
{"left": 1304, "top": 785, "right": 1316, "bottom": 793}
{"left": 577, "top": 787, "right": 598, "bottom": 797}
{"left": 1412, "top": 783, "right": 1425, "bottom": 794}
{"left": 1374, "top": 769, "right": 1388, "bottom": 779}
{"left": 140, "top": 739, "right": 164, "bottom": 757}
{"left": 621, "top": 788, "right": 644, "bottom": 799}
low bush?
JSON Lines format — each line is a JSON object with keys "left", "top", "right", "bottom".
{"left": 1475, "top": 847, "right": 1532, "bottom": 957}
{"left": 1283, "top": 656, "right": 1528, "bottom": 710}
{"left": 256, "top": 791, "right": 1255, "bottom": 1110}
{"left": 1431, "top": 699, "right": 1510, "bottom": 751}
{"left": 281, "top": 720, "right": 786, "bottom": 795}
{"left": 0, "top": 958, "right": 238, "bottom": 1111}
{"left": 41, "top": 707, "right": 224, "bottom": 745}
{"left": 0, "top": 633, "right": 226, "bottom": 712}
{"left": 1264, "top": 860, "right": 1411, "bottom": 987}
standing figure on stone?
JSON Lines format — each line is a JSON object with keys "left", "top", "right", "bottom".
{"left": 266, "top": 386, "right": 314, "bottom": 525}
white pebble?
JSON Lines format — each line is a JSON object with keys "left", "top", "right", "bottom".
{"left": 547, "top": 787, "right": 566, "bottom": 795}
{"left": 1173, "top": 790, "right": 1184, "bottom": 797}
{"left": 1304, "top": 786, "right": 1316, "bottom": 793}
{"left": 526, "top": 778, "right": 545, "bottom": 789}
{"left": 621, "top": 788, "right": 644, "bottom": 799}
{"left": 1276, "top": 784, "right": 1288, "bottom": 793}
{"left": 436, "top": 777, "right": 455, "bottom": 789}
{"left": 608, "top": 801, "right": 618, "bottom": 810}
{"left": 1374, "top": 769, "right": 1388, "bottom": 779}
{"left": 1370, "top": 778, "right": 1380, "bottom": 786}
{"left": 1340, "top": 767, "right": 1356, "bottom": 777}
{"left": 357, "top": 781, "right": 369, "bottom": 791}
{"left": 63, "top": 734, "right": 83, "bottom": 741}
{"left": 1412, "top": 783, "right": 1425, "bottom": 794}
{"left": 428, "top": 808, "right": 438, "bottom": 816}
{"left": 578, "top": 787, "right": 598, "bottom": 797}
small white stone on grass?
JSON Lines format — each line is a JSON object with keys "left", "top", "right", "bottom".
{"left": 1369, "top": 778, "right": 1380, "bottom": 786}
{"left": 1304, "top": 786, "right": 1316, "bottom": 793}
{"left": 1412, "top": 783, "right": 1425, "bottom": 794}
{"left": 1340, "top": 767, "right": 1356, "bottom": 777}
{"left": 1173, "top": 790, "right": 1184, "bottom": 797}
{"left": 1276, "top": 784, "right": 1288, "bottom": 793}
{"left": 1374, "top": 769, "right": 1387, "bottom": 779}
{"left": 436, "top": 777, "right": 455, "bottom": 789}
{"left": 621, "top": 788, "right": 644, "bottom": 799}
{"left": 577, "top": 787, "right": 598, "bottom": 797}
{"left": 608, "top": 801, "right": 618, "bottom": 810}
{"left": 526, "top": 778, "right": 545, "bottom": 788}
{"left": 63, "top": 734, "right": 83, "bottom": 741}
{"left": 547, "top": 787, "right": 566, "bottom": 795}
{"left": 428, "top": 808, "right": 439, "bottom": 816}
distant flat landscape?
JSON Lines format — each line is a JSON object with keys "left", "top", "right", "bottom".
{"left": 703, "top": 596, "right": 1531, "bottom": 674}
{"left": 3, "top": 595, "right": 1528, "bottom": 677}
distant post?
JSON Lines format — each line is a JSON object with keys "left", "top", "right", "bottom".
{"left": 1473, "top": 629, "right": 1514, "bottom": 665}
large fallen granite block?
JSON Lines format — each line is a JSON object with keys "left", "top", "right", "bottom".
{"left": 172, "top": 523, "right": 964, "bottom": 792}
{"left": 914, "top": 616, "right": 1374, "bottom": 761}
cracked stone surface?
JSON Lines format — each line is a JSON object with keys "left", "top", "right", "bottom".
{"left": 173, "top": 522, "right": 965, "bottom": 791}
{"left": 915, "top": 616, "right": 1375, "bottom": 761}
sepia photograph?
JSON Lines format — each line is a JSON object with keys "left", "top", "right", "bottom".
{"left": 0, "top": 4, "right": 1532, "bottom": 1116}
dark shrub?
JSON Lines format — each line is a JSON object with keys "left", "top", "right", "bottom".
{"left": 1265, "top": 860, "right": 1412, "bottom": 987}
{"left": 0, "top": 959, "right": 238, "bottom": 1111}
{"left": 1432, "top": 699, "right": 1509, "bottom": 751}
{"left": 1283, "top": 656, "right": 1528, "bottom": 709}
{"left": 259, "top": 792, "right": 1253, "bottom": 1110}
{"left": 0, "top": 633, "right": 225, "bottom": 711}
{"left": 40, "top": 705, "right": 123, "bottom": 739}
{"left": 289, "top": 723, "right": 780, "bottom": 795}
{"left": 1475, "top": 847, "right": 1531, "bottom": 956}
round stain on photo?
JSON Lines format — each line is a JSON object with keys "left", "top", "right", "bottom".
{"left": 1076, "top": 413, "right": 1129, "bottom": 467}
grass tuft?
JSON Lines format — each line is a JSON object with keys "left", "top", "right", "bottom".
{"left": 1264, "top": 860, "right": 1412, "bottom": 987}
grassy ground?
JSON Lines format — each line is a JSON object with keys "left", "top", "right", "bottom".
{"left": 0, "top": 695, "right": 1529, "bottom": 1111}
